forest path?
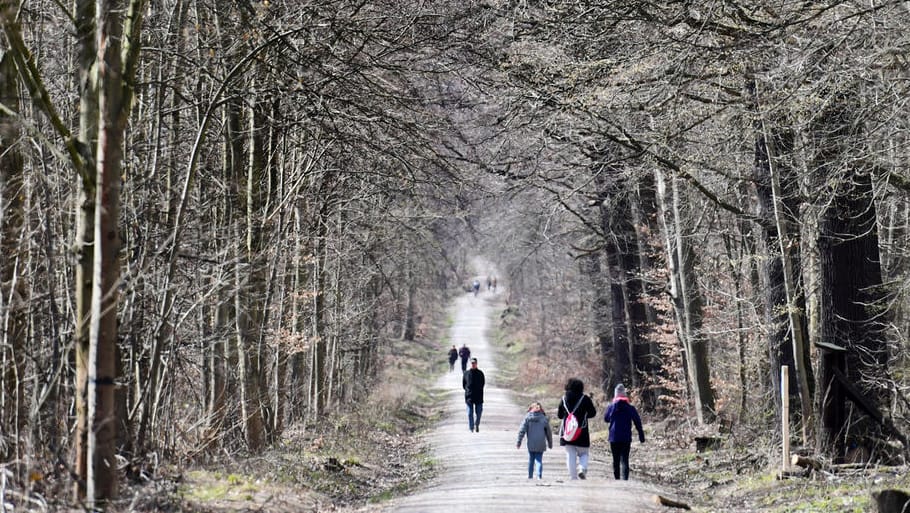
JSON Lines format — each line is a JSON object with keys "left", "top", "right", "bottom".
{"left": 364, "top": 283, "right": 667, "bottom": 513}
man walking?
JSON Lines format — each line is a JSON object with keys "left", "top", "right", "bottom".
{"left": 447, "top": 345, "right": 458, "bottom": 372}
{"left": 458, "top": 344, "right": 471, "bottom": 372}
{"left": 463, "top": 357, "right": 485, "bottom": 432}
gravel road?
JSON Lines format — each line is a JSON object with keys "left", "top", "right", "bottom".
{"left": 374, "top": 290, "right": 667, "bottom": 513}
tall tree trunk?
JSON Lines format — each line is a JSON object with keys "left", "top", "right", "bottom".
{"left": 581, "top": 248, "right": 612, "bottom": 394}
{"left": 816, "top": 170, "right": 887, "bottom": 458}
{"left": 86, "top": 0, "right": 145, "bottom": 503}
{"left": 629, "top": 176, "right": 665, "bottom": 409}
{"left": 812, "top": 87, "right": 889, "bottom": 459}
{"left": 656, "top": 170, "right": 715, "bottom": 425}
{"left": 238, "top": 82, "right": 270, "bottom": 451}
{"left": 72, "top": 0, "right": 98, "bottom": 498}
{"left": 750, "top": 82, "right": 815, "bottom": 443}
{"left": 288, "top": 206, "right": 308, "bottom": 422}
{"left": 592, "top": 160, "right": 637, "bottom": 395}
{"left": 602, "top": 215, "right": 633, "bottom": 395}
{"left": 311, "top": 216, "right": 328, "bottom": 417}
{"left": 0, "top": 50, "right": 27, "bottom": 461}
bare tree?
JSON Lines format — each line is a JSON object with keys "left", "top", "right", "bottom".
{"left": 0, "top": 50, "right": 26, "bottom": 461}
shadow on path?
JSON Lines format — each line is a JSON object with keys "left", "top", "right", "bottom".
{"left": 372, "top": 290, "right": 666, "bottom": 513}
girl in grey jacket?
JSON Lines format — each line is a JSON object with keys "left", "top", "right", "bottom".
{"left": 516, "top": 402, "right": 553, "bottom": 479}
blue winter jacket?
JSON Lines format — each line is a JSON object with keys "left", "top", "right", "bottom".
{"left": 604, "top": 398, "right": 645, "bottom": 443}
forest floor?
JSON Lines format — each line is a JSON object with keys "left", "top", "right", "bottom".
{"left": 120, "top": 291, "right": 910, "bottom": 513}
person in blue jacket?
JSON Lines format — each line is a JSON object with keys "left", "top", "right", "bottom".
{"left": 604, "top": 383, "right": 645, "bottom": 480}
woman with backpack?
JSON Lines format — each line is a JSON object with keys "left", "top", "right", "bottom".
{"left": 556, "top": 378, "right": 597, "bottom": 480}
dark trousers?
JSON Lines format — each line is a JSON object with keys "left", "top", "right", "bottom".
{"left": 610, "top": 441, "right": 632, "bottom": 480}
{"left": 466, "top": 401, "right": 483, "bottom": 430}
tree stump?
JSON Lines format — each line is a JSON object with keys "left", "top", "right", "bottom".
{"left": 694, "top": 436, "right": 721, "bottom": 453}
{"left": 872, "top": 489, "right": 910, "bottom": 513}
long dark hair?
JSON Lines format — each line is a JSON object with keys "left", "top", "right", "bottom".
{"left": 564, "top": 378, "right": 584, "bottom": 395}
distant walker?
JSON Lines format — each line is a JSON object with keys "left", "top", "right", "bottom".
{"left": 463, "top": 357, "right": 485, "bottom": 432}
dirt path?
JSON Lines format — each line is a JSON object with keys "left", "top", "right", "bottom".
{"left": 372, "top": 289, "right": 667, "bottom": 513}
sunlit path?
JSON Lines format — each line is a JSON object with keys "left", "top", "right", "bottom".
{"left": 360, "top": 284, "right": 665, "bottom": 513}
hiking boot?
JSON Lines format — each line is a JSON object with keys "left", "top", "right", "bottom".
{"left": 475, "top": 425, "right": 479, "bottom": 432}
{"left": 578, "top": 469, "right": 586, "bottom": 480}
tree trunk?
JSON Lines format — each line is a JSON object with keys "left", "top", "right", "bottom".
{"left": 813, "top": 88, "right": 889, "bottom": 460}
{"left": 817, "top": 170, "right": 887, "bottom": 458}
{"left": 630, "top": 176, "right": 665, "bottom": 409}
{"left": 749, "top": 82, "right": 815, "bottom": 443}
{"left": 0, "top": 50, "right": 27, "bottom": 461}
{"left": 311, "top": 219, "right": 328, "bottom": 417}
{"left": 71, "top": 0, "right": 98, "bottom": 498}
{"left": 403, "top": 281, "right": 417, "bottom": 342}
{"left": 237, "top": 81, "right": 272, "bottom": 452}
{"left": 86, "top": 0, "right": 145, "bottom": 503}
{"left": 580, "top": 248, "right": 612, "bottom": 395}
{"left": 656, "top": 170, "right": 715, "bottom": 425}
{"left": 606, "top": 256, "right": 633, "bottom": 391}
{"left": 592, "top": 160, "right": 640, "bottom": 395}
{"left": 288, "top": 206, "right": 308, "bottom": 422}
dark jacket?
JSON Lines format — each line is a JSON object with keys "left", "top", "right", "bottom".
{"left": 448, "top": 348, "right": 458, "bottom": 363}
{"left": 458, "top": 346, "right": 471, "bottom": 361}
{"left": 517, "top": 411, "right": 553, "bottom": 452}
{"left": 557, "top": 392, "right": 596, "bottom": 447}
{"left": 604, "top": 398, "right": 645, "bottom": 443}
{"left": 463, "top": 368, "right": 485, "bottom": 403}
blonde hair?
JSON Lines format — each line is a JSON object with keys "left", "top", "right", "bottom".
{"left": 528, "top": 401, "right": 545, "bottom": 415}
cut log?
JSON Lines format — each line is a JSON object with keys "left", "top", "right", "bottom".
{"left": 777, "top": 469, "right": 809, "bottom": 479}
{"left": 653, "top": 495, "right": 691, "bottom": 510}
{"left": 791, "top": 454, "right": 823, "bottom": 471}
{"left": 830, "top": 462, "right": 875, "bottom": 472}
{"left": 871, "top": 489, "right": 910, "bottom": 513}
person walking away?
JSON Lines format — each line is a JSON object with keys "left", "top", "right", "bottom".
{"left": 492, "top": 276, "right": 497, "bottom": 293}
{"left": 463, "top": 357, "right": 485, "bottom": 432}
{"left": 486, "top": 276, "right": 492, "bottom": 291}
{"left": 604, "top": 383, "right": 645, "bottom": 480}
{"left": 517, "top": 401, "right": 553, "bottom": 479}
{"left": 447, "top": 345, "right": 458, "bottom": 372}
{"left": 458, "top": 344, "right": 471, "bottom": 372}
{"left": 472, "top": 280, "right": 480, "bottom": 296}
{"left": 557, "top": 378, "right": 597, "bottom": 480}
